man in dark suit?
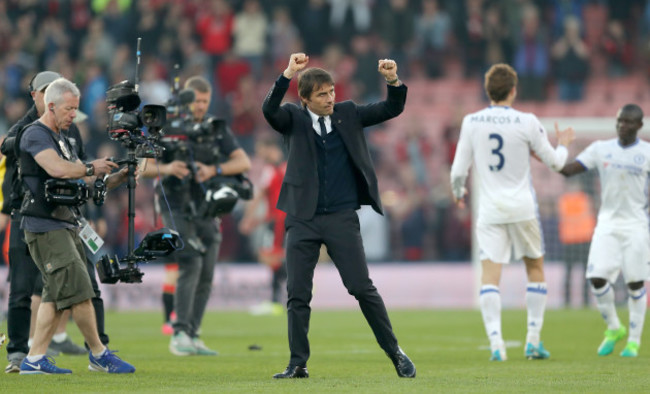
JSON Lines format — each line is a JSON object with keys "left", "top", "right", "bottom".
{"left": 262, "top": 52, "right": 416, "bottom": 379}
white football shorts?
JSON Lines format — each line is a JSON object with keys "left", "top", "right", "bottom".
{"left": 586, "top": 224, "right": 650, "bottom": 283}
{"left": 477, "top": 219, "right": 543, "bottom": 264}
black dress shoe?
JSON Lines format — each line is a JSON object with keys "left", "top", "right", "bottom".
{"left": 387, "top": 347, "right": 416, "bottom": 378}
{"left": 272, "top": 365, "right": 309, "bottom": 379}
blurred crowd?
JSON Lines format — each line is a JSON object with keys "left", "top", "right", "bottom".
{"left": 0, "top": 0, "right": 647, "bottom": 263}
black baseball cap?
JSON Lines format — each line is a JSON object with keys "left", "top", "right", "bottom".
{"left": 29, "top": 71, "right": 62, "bottom": 92}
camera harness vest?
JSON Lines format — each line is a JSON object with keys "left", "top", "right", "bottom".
{"left": 159, "top": 122, "right": 253, "bottom": 219}
{"left": 17, "top": 121, "right": 79, "bottom": 223}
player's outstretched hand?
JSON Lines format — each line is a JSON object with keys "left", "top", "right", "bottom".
{"left": 283, "top": 53, "right": 309, "bottom": 79}
{"left": 555, "top": 121, "right": 576, "bottom": 147}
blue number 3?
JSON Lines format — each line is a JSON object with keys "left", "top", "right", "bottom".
{"left": 489, "top": 133, "right": 504, "bottom": 171}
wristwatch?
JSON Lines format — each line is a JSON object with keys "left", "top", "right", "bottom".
{"left": 85, "top": 163, "right": 95, "bottom": 176}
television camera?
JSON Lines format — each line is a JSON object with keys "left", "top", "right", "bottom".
{"left": 97, "top": 38, "right": 182, "bottom": 284}
{"left": 157, "top": 72, "right": 253, "bottom": 219}
{"left": 97, "top": 228, "right": 181, "bottom": 284}
{"left": 106, "top": 80, "right": 167, "bottom": 158}
{"left": 43, "top": 176, "right": 109, "bottom": 207}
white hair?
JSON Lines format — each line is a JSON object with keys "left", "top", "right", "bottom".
{"left": 43, "top": 77, "right": 80, "bottom": 107}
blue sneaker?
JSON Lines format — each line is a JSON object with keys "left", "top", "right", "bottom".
{"left": 19, "top": 356, "right": 72, "bottom": 375}
{"left": 525, "top": 342, "right": 551, "bottom": 360}
{"left": 89, "top": 349, "right": 135, "bottom": 373}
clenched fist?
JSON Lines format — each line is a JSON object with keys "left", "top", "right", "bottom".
{"left": 378, "top": 59, "right": 398, "bottom": 84}
{"left": 284, "top": 53, "right": 310, "bottom": 79}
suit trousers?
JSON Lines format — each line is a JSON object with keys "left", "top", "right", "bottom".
{"left": 284, "top": 209, "right": 399, "bottom": 366}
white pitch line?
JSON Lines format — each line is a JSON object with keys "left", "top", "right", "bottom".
{"left": 477, "top": 340, "right": 523, "bottom": 350}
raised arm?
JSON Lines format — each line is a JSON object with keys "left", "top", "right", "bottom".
{"left": 262, "top": 53, "right": 310, "bottom": 133}
{"left": 530, "top": 121, "right": 575, "bottom": 172}
{"left": 357, "top": 59, "right": 407, "bottom": 127}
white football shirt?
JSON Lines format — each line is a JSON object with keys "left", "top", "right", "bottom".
{"left": 450, "top": 106, "right": 568, "bottom": 225}
{"left": 577, "top": 138, "right": 650, "bottom": 227}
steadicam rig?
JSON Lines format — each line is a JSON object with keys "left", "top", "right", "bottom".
{"left": 97, "top": 38, "right": 182, "bottom": 284}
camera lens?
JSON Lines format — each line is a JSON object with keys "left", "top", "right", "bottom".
{"left": 140, "top": 105, "right": 166, "bottom": 128}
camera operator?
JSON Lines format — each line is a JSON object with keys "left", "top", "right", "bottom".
{"left": 142, "top": 75, "right": 251, "bottom": 356}
{"left": 2, "top": 72, "right": 107, "bottom": 373}
{"left": 16, "top": 77, "right": 135, "bottom": 374}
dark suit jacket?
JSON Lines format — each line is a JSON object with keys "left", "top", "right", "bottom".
{"left": 262, "top": 76, "right": 407, "bottom": 220}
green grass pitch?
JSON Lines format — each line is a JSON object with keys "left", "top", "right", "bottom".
{"left": 1, "top": 308, "right": 649, "bottom": 392}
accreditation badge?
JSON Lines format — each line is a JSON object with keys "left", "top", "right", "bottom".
{"left": 79, "top": 221, "right": 104, "bottom": 254}
{"left": 59, "top": 139, "right": 72, "bottom": 160}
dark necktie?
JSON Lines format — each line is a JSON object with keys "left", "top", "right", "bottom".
{"left": 318, "top": 116, "right": 327, "bottom": 138}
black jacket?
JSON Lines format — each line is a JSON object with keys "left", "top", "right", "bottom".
{"left": 0, "top": 105, "right": 86, "bottom": 214}
{"left": 262, "top": 76, "right": 407, "bottom": 220}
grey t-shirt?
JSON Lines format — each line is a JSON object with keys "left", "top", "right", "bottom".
{"left": 20, "top": 121, "right": 78, "bottom": 233}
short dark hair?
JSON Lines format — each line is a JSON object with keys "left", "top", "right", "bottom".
{"left": 484, "top": 64, "right": 518, "bottom": 102}
{"left": 621, "top": 103, "right": 644, "bottom": 120}
{"left": 298, "top": 68, "right": 334, "bottom": 102}
{"left": 184, "top": 76, "right": 211, "bottom": 93}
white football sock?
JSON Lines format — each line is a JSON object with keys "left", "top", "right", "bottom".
{"left": 26, "top": 355, "right": 44, "bottom": 363}
{"left": 92, "top": 346, "right": 108, "bottom": 359}
{"left": 526, "top": 282, "right": 547, "bottom": 346}
{"left": 627, "top": 287, "right": 647, "bottom": 345}
{"left": 590, "top": 282, "right": 620, "bottom": 330}
{"left": 52, "top": 332, "right": 68, "bottom": 343}
{"left": 479, "top": 285, "right": 503, "bottom": 350}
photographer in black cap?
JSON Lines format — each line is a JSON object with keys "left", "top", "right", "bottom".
{"left": 1, "top": 71, "right": 111, "bottom": 373}
{"left": 141, "top": 75, "right": 251, "bottom": 356}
